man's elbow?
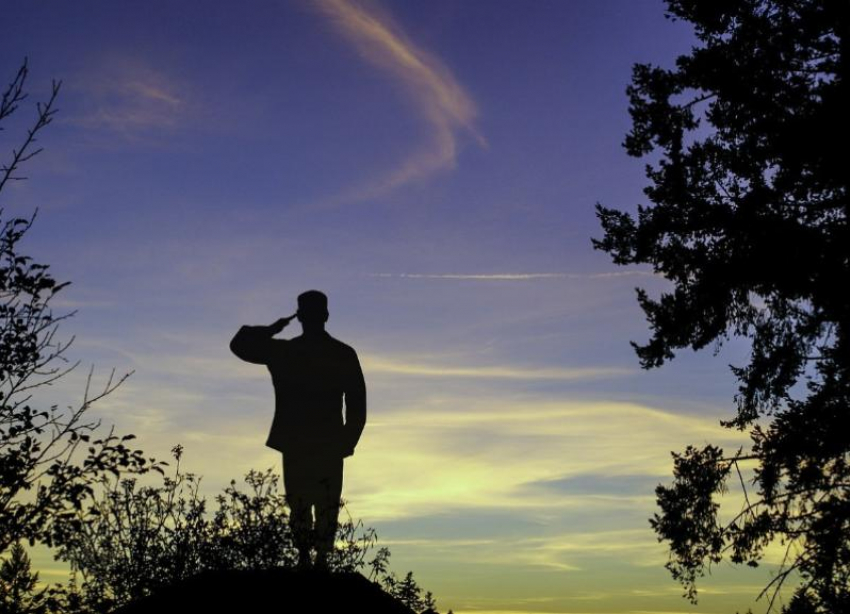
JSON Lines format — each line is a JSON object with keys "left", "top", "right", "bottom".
{"left": 229, "top": 336, "right": 243, "bottom": 358}
{"left": 229, "top": 327, "right": 252, "bottom": 360}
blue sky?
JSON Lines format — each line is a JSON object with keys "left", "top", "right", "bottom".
{"left": 3, "top": 2, "right": 783, "bottom": 612}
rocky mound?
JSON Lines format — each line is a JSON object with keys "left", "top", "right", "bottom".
{"left": 111, "top": 568, "right": 416, "bottom": 614}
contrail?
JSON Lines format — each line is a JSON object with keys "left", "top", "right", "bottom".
{"left": 369, "top": 271, "right": 658, "bottom": 281}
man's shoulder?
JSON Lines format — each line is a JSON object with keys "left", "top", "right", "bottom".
{"left": 326, "top": 334, "right": 358, "bottom": 356}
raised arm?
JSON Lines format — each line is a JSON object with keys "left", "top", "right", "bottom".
{"left": 342, "top": 348, "right": 366, "bottom": 457}
{"left": 229, "top": 316, "right": 294, "bottom": 364}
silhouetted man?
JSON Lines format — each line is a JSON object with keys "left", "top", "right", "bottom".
{"left": 229, "top": 290, "right": 366, "bottom": 569}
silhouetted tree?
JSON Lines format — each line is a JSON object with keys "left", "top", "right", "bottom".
{"left": 0, "top": 59, "right": 158, "bottom": 557}
{"left": 367, "top": 546, "right": 391, "bottom": 582}
{"left": 382, "top": 570, "right": 429, "bottom": 613}
{"left": 0, "top": 542, "right": 46, "bottom": 614}
{"left": 396, "top": 571, "right": 423, "bottom": 611}
{"left": 593, "top": 1, "right": 848, "bottom": 612}
{"left": 423, "top": 590, "right": 437, "bottom": 612}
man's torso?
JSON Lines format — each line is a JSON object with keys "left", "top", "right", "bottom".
{"left": 265, "top": 332, "right": 356, "bottom": 455}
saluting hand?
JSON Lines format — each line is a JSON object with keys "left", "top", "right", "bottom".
{"left": 270, "top": 314, "right": 297, "bottom": 335}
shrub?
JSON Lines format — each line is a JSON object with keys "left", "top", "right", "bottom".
{"left": 53, "top": 446, "right": 435, "bottom": 613}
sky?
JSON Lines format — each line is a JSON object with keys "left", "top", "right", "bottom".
{"left": 3, "top": 2, "right": 785, "bottom": 613}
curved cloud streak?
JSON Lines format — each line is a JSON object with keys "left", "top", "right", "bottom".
{"left": 316, "top": 0, "right": 482, "bottom": 199}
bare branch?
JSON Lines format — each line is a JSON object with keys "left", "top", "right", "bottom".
{"left": 0, "top": 77, "right": 61, "bottom": 193}
{"left": 0, "top": 59, "right": 28, "bottom": 124}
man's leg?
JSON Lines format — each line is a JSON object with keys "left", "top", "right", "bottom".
{"left": 313, "top": 456, "right": 344, "bottom": 570}
{"left": 283, "top": 454, "right": 314, "bottom": 568}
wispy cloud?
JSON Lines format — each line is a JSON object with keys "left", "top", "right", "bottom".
{"left": 380, "top": 529, "right": 664, "bottom": 571}
{"left": 316, "top": 0, "right": 482, "bottom": 200}
{"left": 363, "top": 355, "right": 632, "bottom": 381}
{"left": 70, "top": 60, "right": 184, "bottom": 137}
{"left": 346, "top": 398, "right": 750, "bottom": 521}
{"left": 503, "top": 529, "right": 666, "bottom": 570}
{"left": 370, "top": 271, "right": 658, "bottom": 281}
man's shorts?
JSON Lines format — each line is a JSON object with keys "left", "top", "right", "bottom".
{"left": 282, "top": 452, "right": 343, "bottom": 509}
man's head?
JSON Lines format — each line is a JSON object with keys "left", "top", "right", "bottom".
{"left": 296, "top": 290, "right": 329, "bottom": 328}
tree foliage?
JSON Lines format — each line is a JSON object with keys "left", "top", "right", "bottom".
{"left": 0, "top": 542, "right": 46, "bottom": 614}
{"left": 0, "top": 58, "right": 160, "bottom": 556}
{"left": 593, "top": 1, "right": 848, "bottom": 612}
